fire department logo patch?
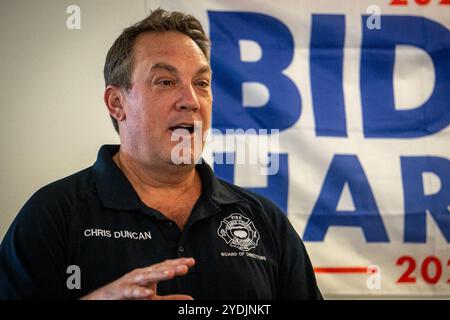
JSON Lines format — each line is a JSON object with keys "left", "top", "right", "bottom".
{"left": 217, "top": 213, "right": 260, "bottom": 252}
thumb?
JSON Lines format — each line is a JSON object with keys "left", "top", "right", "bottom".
{"left": 157, "top": 294, "right": 194, "bottom": 300}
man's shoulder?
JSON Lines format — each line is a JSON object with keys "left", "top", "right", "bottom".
{"left": 215, "top": 178, "right": 285, "bottom": 217}
{"left": 5, "top": 167, "right": 96, "bottom": 245}
{"left": 23, "top": 166, "right": 95, "bottom": 214}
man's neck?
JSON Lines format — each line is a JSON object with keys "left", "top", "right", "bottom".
{"left": 113, "top": 150, "right": 199, "bottom": 193}
{"left": 112, "top": 149, "right": 202, "bottom": 229}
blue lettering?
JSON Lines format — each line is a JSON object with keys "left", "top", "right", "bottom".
{"left": 208, "top": 11, "right": 301, "bottom": 132}
{"left": 401, "top": 156, "right": 450, "bottom": 243}
{"left": 310, "top": 14, "right": 347, "bottom": 137}
{"left": 361, "top": 15, "right": 450, "bottom": 138}
{"left": 303, "top": 155, "right": 389, "bottom": 242}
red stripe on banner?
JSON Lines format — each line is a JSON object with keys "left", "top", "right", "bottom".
{"left": 314, "top": 267, "right": 368, "bottom": 274}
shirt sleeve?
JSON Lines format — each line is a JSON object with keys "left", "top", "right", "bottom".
{"left": 276, "top": 216, "right": 323, "bottom": 299}
{"left": 258, "top": 197, "right": 323, "bottom": 299}
{"left": 0, "top": 187, "right": 71, "bottom": 299}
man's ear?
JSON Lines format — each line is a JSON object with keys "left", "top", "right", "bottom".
{"left": 104, "top": 85, "right": 126, "bottom": 122}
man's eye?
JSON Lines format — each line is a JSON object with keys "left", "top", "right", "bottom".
{"left": 196, "top": 80, "right": 210, "bottom": 88}
{"left": 156, "top": 79, "right": 175, "bottom": 87}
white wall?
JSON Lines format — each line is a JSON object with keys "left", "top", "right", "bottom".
{"left": 0, "top": 0, "right": 152, "bottom": 239}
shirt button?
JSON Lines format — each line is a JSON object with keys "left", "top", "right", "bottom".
{"left": 166, "top": 221, "right": 173, "bottom": 227}
{"left": 178, "top": 246, "right": 185, "bottom": 253}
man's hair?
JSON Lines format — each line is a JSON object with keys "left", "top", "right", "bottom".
{"left": 103, "top": 8, "right": 211, "bottom": 133}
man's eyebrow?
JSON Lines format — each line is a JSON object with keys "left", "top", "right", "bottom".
{"left": 150, "top": 63, "right": 211, "bottom": 76}
{"left": 195, "top": 66, "right": 212, "bottom": 76}
{"left": 150, "top": 62, "right": 178, "bottom": 74}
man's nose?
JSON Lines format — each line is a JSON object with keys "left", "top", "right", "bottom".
{"left": 175, "top": 84, "right": 200, "bottom": 112}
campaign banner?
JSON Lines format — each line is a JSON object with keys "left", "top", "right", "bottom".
{"left": 150, "top": 0, "right": 450, "bottom": 296}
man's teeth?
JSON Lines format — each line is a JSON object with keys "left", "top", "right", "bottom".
{"left": 171, "top": 125, "right": 194, "bottom": 133}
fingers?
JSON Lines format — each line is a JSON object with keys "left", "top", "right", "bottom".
{"left": 81, "top": 257, "right": 196, "bottom": 300}
{"left": 157, "top": 294, "right": 194, "bottom": 300}
{"left": 133, "top": 269, "right": 176, "bottom": 286}
{"left": 133, "top": 258, "right": 195, "bottom": 286}
{"left": 122, "top": 285, "right": 154, "bottom": 300}
{"left": 80, "top": 283, "right": 154, "bottom": 300}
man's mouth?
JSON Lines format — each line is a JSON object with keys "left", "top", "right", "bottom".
{"left": 169, "top": 124, "right": 195, "bottom": 134}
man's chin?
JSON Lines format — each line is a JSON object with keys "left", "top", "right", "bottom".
{"left": 168, "top": 157, "right": 201, "bottom": 167}
{"left": 168, "top": 146, "right": 203, "bottom": 166}
{"left": 168, "top": 155, "right": 202, "bottom": 167}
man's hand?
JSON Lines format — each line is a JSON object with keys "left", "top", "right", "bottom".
{"left": 80, "top": 257, "right": 195, "bottom": 300}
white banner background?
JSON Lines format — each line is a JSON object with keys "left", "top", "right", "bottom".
{"left": 148, "top": 0, "right": 450, "bottom": 296}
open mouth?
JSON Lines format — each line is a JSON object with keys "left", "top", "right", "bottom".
{"left": 169, "top": 124, "right": 195, "bottom": 134}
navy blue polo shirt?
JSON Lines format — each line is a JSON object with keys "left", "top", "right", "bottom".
{"left": 0, "top": 145, "right": 322, "bottom": 299}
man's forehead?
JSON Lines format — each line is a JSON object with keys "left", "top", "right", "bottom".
{"left": 133, "top": 31, "right": 208, "bottom": 62}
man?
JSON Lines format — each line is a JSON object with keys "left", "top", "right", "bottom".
{"left": 0, "top": 9, "right": 322, "bottom": 300}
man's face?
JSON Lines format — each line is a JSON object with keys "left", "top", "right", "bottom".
{"left": 120, "top": 31, "right": 212, "bottom": 167}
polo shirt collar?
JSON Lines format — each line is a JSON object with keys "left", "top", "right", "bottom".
{"left": 93, "top": 145, "right": 141, "bottom": 210}
{"left": 93, "top": 144, "right": 241, "bottom": 211}
{"left": 195, "top": 159, "right": 242, "bottom": 207}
